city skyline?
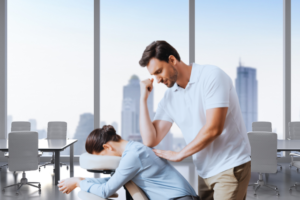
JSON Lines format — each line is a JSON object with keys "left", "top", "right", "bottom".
{"left": 6, "top": 0, "right": 299, "bottom": 143}
{"left": 235, "top": 62, "right": 258, "bottom": 132}
{"left": 121, "top": 75, "right": 154, "bottom": 141}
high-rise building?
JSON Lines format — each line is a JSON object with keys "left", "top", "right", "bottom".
{"left": 73, "top": 113, "right": 94, "bottom": 155}
{"left": 235, "top": 62, "right": 258, "bottom": 132}
{"left": 121, "top": 75, "right": 154, "bottom": 141}
{"left": 111, "top": 121, "right": 119, "bottom": 134}
{"left": 29, "top": 118, "right": 46, "bottom": 139}
{"left": 7, "top": 115, "right": 12, "bottom": 135}
{"left": 100, "top": 121, "right": 106, "bottom": 128}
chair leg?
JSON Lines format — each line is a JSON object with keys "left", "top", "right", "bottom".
{"left": 16, "top": 184, "right": 23, "bottom": 194}
{"left": 26, "top": 183, "right": 40, "bottom": 189}
{"left": 290, "top": 182, "right": 300, "bottom": 191}
{"left": 254, "top": 185, "right": 261, "bottom": 196}
{"left": 2, "top": 183, "right": 20, "bottom": 191}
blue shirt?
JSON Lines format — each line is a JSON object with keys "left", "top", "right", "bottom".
{"left": 80, "top": 141, "right": 197, "bottom": 199}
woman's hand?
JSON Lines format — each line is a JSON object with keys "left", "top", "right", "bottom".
{"left": 57, "top": 177, "right": 85, "bottom": 194}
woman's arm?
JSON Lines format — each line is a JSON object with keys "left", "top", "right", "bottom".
{"left": 80, "top": 153, "right": 141, "bottom": 198}
{"left": 58, "top": 153, "right": 141, "bottom": 199}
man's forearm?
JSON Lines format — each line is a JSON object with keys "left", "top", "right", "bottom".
{"left": 179, "top": 125, "right": 221, "bottom": 160}
{"left": 139, "top": 99, "right": 157, "bottom": 147}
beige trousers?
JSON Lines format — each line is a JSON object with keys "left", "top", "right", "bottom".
{"left": 198, "top": 161, "right": 251, "bottom": 200}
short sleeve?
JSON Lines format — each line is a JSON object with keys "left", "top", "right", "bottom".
{"left": 204, "top": 69, "right": 231, "bottom": 110}
{"left": 153, "top": 99, "right": 174, "bottom": 123}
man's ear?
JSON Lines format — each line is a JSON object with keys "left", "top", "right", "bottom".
{"left": 168, "top": 55, "right": 178, "bottom": 66}
{"left": 103, "top": 143, "right": 114, "bottom": 151}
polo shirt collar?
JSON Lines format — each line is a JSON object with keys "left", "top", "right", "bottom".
{"left": 172, "top": 63, "right": 198, "bottom": 92}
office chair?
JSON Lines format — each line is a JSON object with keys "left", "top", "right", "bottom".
{"left": 248, "top": 131, "right": 279, "bottom": 196}
{"left": 39, "top": 122, "right": 68, "bottom": 171}
{"left": 252, "top": 121, "right": 282, "bottom": 170}
{"left": 0, "top": 121, "right": 43, "bottom": 171}
{"left": 288, "top": 122, "right": 300, "bottom": 190}
{"left": 2, "top": 131, "right": 41, "bottom": 194}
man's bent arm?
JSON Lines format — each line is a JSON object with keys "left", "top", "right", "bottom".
{"left": 178, "top": 107, "right": 228, "bottom": 160}
{"left": 140, "top": 99, "right": 172, "bottom": 147}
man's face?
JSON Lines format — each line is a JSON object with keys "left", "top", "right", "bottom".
{"left": 147, "top": 57, "right": 178, "bottom": 88}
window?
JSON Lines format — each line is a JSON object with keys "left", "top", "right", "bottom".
{"left": 291, "top": 0, "right": 300, "bottom": 122}
{"left": 7, "top": 0, "right": 94, "bottom": 155}
{"left": 100, "top": 0, "right": 189, "bottom": 149}
{"left": 195, "top": 0, "right": 283, "bottom": 138}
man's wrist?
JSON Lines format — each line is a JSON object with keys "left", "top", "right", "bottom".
{"left": 178, "top": 151, "right": 187, "bottom": 161}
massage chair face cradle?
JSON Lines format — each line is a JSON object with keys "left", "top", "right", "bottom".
{"left": 79, "top": 153, "right": 148, "bottom": 200}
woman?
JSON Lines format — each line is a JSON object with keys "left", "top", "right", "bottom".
{"left": 58, "top": 125, "right": 199, "bottom": 200}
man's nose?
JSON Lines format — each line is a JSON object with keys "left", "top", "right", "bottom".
{"left": 156, "top": 77, "right": 162, "bottom": 84}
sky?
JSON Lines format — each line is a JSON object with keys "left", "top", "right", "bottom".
{"left": 7, "top": 0, "right": 300, "bottom": 140}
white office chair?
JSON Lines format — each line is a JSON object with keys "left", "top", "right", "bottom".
{"left": 2, "top": 131, "right": 41, "bottom": 194}
{"left": 289, "top": 122, "right": 300, "bottom": 170}
{"left": 39, "top": 122, "right": 68, "bottom": 171}
{"left": 79, "top": 153, "right": 149, "bottom": 200}
{"left": 248, "top": 131, "right": 279, "bottom": 196}
{"left": 0, "top": 121, "right": 43, "bottom": 171}
{"left": 252, "top": 121, "right": 282, "bottom": 170}
{"left": 288, "top": 122, "right": 300, "bottom": 190}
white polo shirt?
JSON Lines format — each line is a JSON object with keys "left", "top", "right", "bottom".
{"left": 153, "top": 63, "right": 251, "bottom": 178}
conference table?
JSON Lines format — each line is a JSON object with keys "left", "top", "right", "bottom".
{"left": 0, "top": 139, "right": 77, "bottom": 185}
{"left": 277, "top": 139, "right": 300, "bottom": 151}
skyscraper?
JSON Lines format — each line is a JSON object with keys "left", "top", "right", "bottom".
{"left": 121, "top": 75, "right": 154, "bottom": 140}
{"left": 73, "top": 113, "right": 94, "bottom": 155}
{"left": 235, "top": 62, "right": 258, "bottom": 132}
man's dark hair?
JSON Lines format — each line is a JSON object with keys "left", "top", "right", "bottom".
{"left": 139, "top": 41, "right": 181, "bottom": 67}
{"left": 85, "top": 125, "right": 121, "bottom": 154}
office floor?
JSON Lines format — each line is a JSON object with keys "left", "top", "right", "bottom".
{"left": 0, "top": 162, "right": 300, "bottom": 200}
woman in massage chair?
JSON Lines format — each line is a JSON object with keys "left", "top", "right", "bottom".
{"left": 58, "top": 125, "right": 199, "bottom": 200}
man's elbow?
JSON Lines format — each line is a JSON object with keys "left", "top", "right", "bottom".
{"left": 142, "top": 140, "right": 157, "bottom": 148}
{"left": 210, "top": 128, "right": 223, "bottom": 138}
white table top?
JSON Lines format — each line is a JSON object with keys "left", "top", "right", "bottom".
{"left": 0, "top": 139, "right": 77, "bottom": 152}
{"left": 277, "top": 139, "right": 300, "bottom": 151}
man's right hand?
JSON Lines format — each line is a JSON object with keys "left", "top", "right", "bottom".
{"left": 140, "top": 78, "right": 154, "bottom": 101}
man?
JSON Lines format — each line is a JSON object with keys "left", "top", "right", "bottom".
{"left": 139, "top": 41, "right": 251, "bottom": 200}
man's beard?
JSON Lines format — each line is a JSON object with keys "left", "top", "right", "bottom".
{"left": 166, "top": 66, "right": 178, "bottom": 88}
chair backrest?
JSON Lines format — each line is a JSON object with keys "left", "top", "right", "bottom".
{"left": 252, "top": 121, "right": 272, "bottom": 132}
{"left": 8, "top": 131, "right": 39, "bottom": 171}
{"left": 47, "top": 121, "right": 67, "bottom": 139}
{"left": 247, "top": 131, "right": 277, "bottom": 173}
{"left": 289, "top": 122, "right": 300, "bottom": 140}
{"left": 11, "top": 121, "right": 31, "bottom": 132}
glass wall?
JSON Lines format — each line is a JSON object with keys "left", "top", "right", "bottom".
{"left": 291, "top": 0, "right": 300, "bottom": 122}
{"left": 195, "top": 0, "right": 284, "bottom": 138}
{"left": 100, "top": 0, "right": 189, "bottom": 150}
{"left": 7, "top": 0, "right": 94, "bottom": 155}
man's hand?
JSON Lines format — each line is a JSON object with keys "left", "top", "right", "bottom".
{"left": 153, "top": 149, "right": 184, "bottom": 162}
{"left": 57, "top": 177, "right": 84, "bottom": 194}
{"left": 140, "top": 78, "right": 154, "bottom": 101}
